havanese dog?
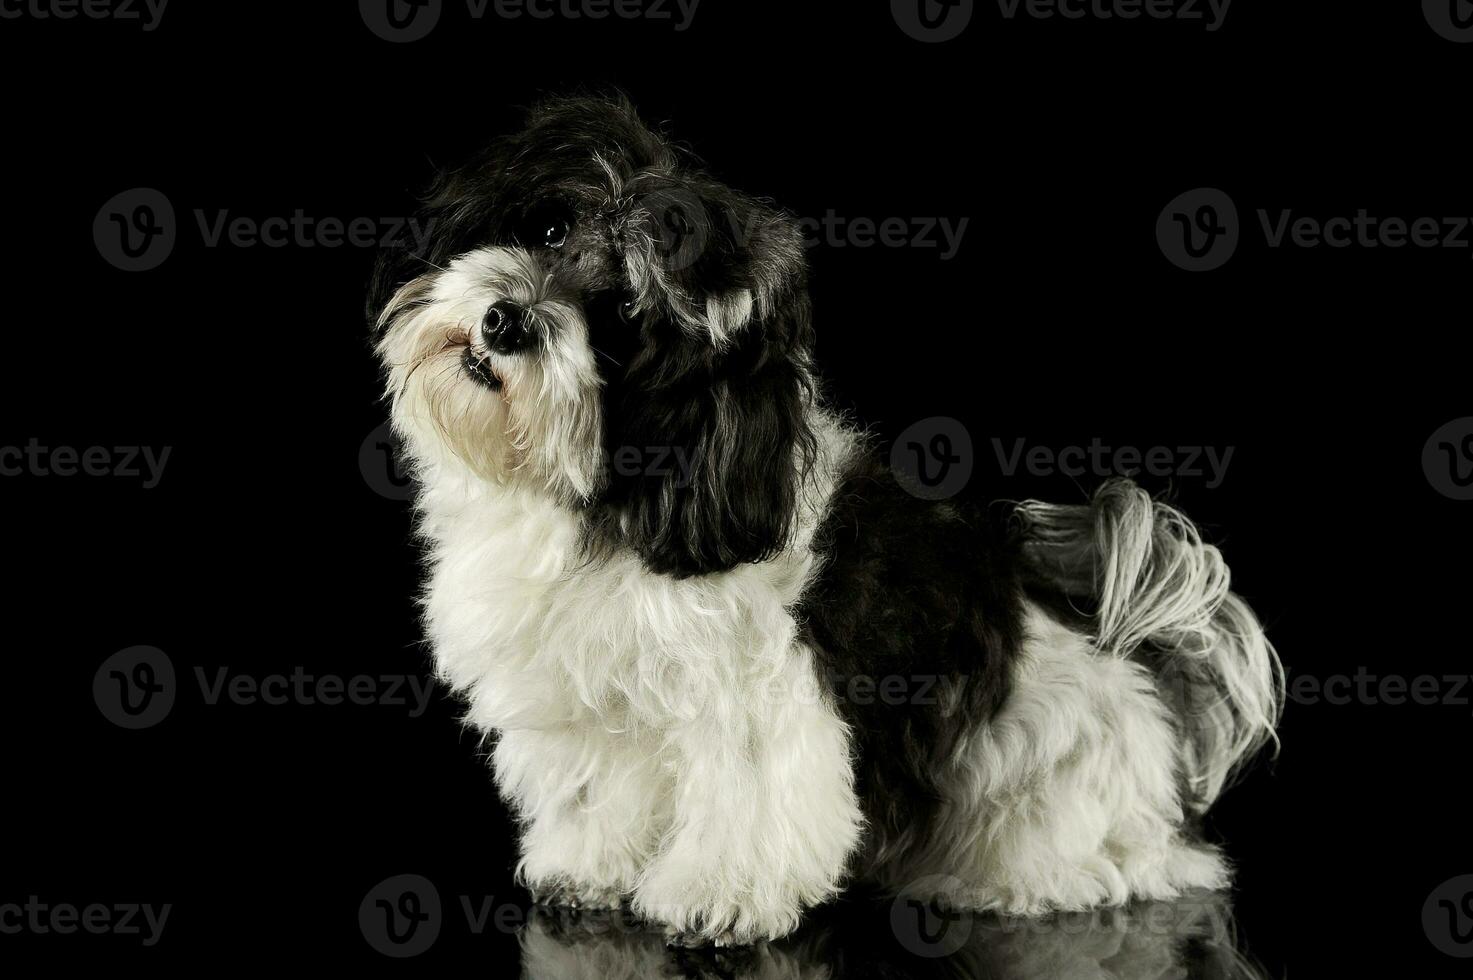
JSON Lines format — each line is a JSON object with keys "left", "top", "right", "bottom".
{"left": 369, "top": 93, "right": 1284, "bottom": 947}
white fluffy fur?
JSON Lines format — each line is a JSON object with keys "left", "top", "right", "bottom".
{"left": 379, "top": 245, "right": 1281, "bottom": 944}
{"left": 880, "top": 606, "right": 1230, "bottom": 915}
{"left": 1014, "top": 484, "right": 1285, "bottom": 809}
{"left": 383, "top": 249, "right": 865, "bottom": 941}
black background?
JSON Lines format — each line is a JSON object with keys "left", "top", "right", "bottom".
{"left": 4, "top": 0, "right": 1471, "bottom": 974}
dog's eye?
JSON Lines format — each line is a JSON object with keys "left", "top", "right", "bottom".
{"left": 539, "top": 217, "right": 570, "bottom": 248}
{"left": 617, "top": 297, "right": 639, "bottom": 324}
{"left": 518, "top": 204, "right": 572, "bottom": 249}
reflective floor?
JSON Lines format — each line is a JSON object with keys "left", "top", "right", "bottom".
{"left": 519, "top": 891, "right": 1262, "bottom": 979}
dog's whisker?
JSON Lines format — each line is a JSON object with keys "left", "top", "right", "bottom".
{"left": 588, "top": 344, "right": 621, "bottom": 367}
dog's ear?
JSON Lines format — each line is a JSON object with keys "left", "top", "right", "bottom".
{"left": 616, "top": 319, "right": 816, "bottom": 578}
{"left": 613, "top": 194, "right": 819, "bottom": 578}
{"left": 612, "top": 180, "right": 824, "bottom": 577}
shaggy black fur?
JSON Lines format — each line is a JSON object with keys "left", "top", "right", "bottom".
{"left": 798, "top": 455, "right": 1029, "bottom": 878}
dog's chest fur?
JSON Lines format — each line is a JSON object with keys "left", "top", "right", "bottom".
{"left": 413, "top": 452, "right": 846, "bottom": 740}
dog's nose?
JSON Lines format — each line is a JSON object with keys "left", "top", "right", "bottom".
{"left": 481, "top": 300, "right": 535, "bottom": 354}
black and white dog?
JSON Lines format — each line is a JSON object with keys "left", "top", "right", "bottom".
{"left": 369, "top": 94, "right": 1283, "bottom": 946}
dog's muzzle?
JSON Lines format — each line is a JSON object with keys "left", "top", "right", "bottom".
{"left": 482, "top": 300, "right": 537, "bottom": 355}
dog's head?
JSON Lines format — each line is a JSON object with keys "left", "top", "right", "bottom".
{"left": 371, "top": 95, "right": 817, "bottom": 577}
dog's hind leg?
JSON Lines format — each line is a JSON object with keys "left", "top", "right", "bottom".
{"left": 887, "top": 608, "right": 1228, "bottom": 916}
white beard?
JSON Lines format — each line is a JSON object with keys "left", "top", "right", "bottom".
{"left": 376, "top": 246, "right": 606, "bottom": 504}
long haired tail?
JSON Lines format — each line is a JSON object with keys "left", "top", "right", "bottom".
{"left": 1011, "top": 480, "right": 1285, "bottom": 811}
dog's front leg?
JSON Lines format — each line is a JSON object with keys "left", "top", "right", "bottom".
{"left": 495, "top": 726, "right": 672, "bottom": 910}
{"left": 632, "top": 649, "right": 863, "bottom": 945}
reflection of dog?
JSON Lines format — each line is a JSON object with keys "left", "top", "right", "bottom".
{"left": 518, "top": 908, "right": 828, "bottom": 980}
{"left": 518, "top": 893, "right": 1265, "bottom": 980}
{"left": 371, "top": 93, "right": 1284, "bottom": 946}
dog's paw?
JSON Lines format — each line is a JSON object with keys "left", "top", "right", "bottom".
{"left": 634, "top": 866, "right": 802, "bottom": 947}
{"left": 530, "top": 881, "right": 627, "bottom": 912}
{"left": 662, "top": 922, "right": 746, "bottom": 949}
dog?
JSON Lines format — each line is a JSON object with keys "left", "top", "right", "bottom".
{"left": 369, "top": 93, "right": 1284, "bottom": 947}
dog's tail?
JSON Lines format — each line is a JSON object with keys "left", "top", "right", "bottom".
{"left": 1011, "top": 480, "right": 1284, "bottom": 811}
